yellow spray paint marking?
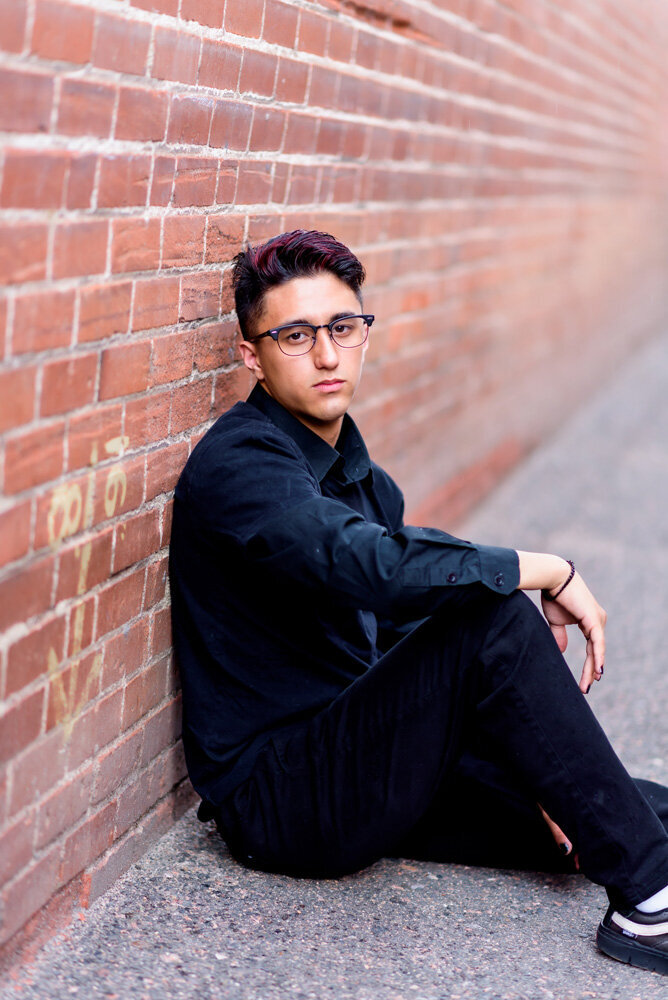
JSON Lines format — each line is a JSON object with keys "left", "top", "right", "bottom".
{"left": 45, "top": 437, "right": 131, "bottom": 741}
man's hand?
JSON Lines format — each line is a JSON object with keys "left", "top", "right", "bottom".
{"left": 517, "top": 551, "right": 607, "bottom": 693}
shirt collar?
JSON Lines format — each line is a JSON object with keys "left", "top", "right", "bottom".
{"left": 247, "top": 383, "right": 371, "bottom": 485}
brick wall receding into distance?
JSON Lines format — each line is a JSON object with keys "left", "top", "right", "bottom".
{"left": 1, "top": 0, "right": 668, "bottom": 963}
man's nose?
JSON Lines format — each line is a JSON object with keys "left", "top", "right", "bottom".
{"left": 311, "top": 328, "right": 339, "bottom": 366}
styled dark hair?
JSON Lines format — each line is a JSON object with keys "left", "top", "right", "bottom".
{"left": 232, "top": 230, "right": 366, "bottom": 339}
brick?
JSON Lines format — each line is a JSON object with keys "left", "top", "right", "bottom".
{"left": 99, "top": 341, "right": 151, "bottom": 400}
{"left": 124, "top": 389, "right": 171, "bottom": 447}
{"left": 145, "top": 441, "right": 189, "bottom": 500}
{"left": 316, "top": 118, "right": 343, "bottom": 156}
{"left": 0, "top": 366, "right": 36, "bottom": 433}
{"left": 216, "top": 160, "right": 238, "bottom": 203}
{"left": 0, "top": 222, "right": 48, "bottom": 285}
{"left": 98, "top": 154, "right": 151, "bottom": 209}
{"left": 179, "top": 272, "right": 221, "bottom": 322}
{"left": 0, "top": 149, "right": 67, "bottom": 209}
{"left": 64, "top": 153, "right": 97, "bottom": 210}
{"left": 162, "top": 215, "right": 206, "bottom": 269}
{"left": 132, "top": 0, "right": 177, "bottom": 13}
{"left": 6, "top": 616, "right": 67, "bottom": 698}
{"left": 298, "top": 8, "right": 328, "bottom": 56}
{"left": 288, "top": 164, "right": 318, "bottom": 204}
{"left": 151, "top": 605, "right": 172, "bottom": 657}
{"left": 95, "top": 567, "right": 145, "bottom": 641}
{"left": 66, "top": 595, "right": 95, "bottom": 659}
{"left": 0, "top": 67, "right": 52, "bottom": 133}
{"left": 0, "top": 499, "right": 31, "bottom": 568}
{"left": 212, "top": 364, "right": 252, "bottom": 413}
{"left": 170, "top": 376, "right": 213, "bottom": 435}
{"left": 0, "top": 551, "right": 53, "bottom": 632}
{"left": 152, "top": 26, "right": 200, "bottom": 85}
{"left": 66, "top": 404, "right": 123, "bottom": 473}
{"left": 167, "top": 93, "right": 214, "bottom": 145}
{"left": 0, "top": 815, "right": 34, "bottom": 889}
{"left": 327, "top": 18, "right": 354, "bottom": 63}
{"left": 224, "top": 0, "right": 264, "bottom": 37}
{"left": 55, "top": 529, "right": 113, "bottom": 603}
{"left": 309, "top": 65, "right": 340, "bottom": 110}
{"left": 92, "top": 688, "right": 124, "bottom": 752}
{"left": 239, "top": 49, "right": 277, "bottom": 98}
{"left": 111, "top": 218, "right": 161, "bottom": 274}
{"left": 150, "top": 330, "right": 193, "bottom": 386}
{"left": 52, "top": 220, "right": 108, "bottom": 279}
{"left": 263, "top": 0, "right": 298, "bottom": 47}
{"left": 275, "top": 57, "right": 309, "bottom": 104}
{"left": 132, "top": 276, "right": 180, "bottom": 332}
{"left": 33, "top": 469, "right": 91, "bottom": 550}
{"left": 235, "top": 161, "right": 273, "bottom": 204}
{"left": 92, "top": 454, "right": 145, "bottom": 526}
{"left": 0, "top": 0, "right": 27, "bottom": 52}
{"left": 162, "top": 498, "right": 173, "bottom": 547}
{"left": 31, "top": 0, "right": 94, "bottom": 63}
{"left": 59, "top": 801, "right": 116, "bottom": 887}
{"left": 93, "top": 730, "right": 143, "bottom": 805}
{"left": 284, "top": 112, "right": 318, "bottom": 155}
{"left": 181, "top": 0, "right": 224, "bottom": 27}
{"left": 144, "top": 554, "right": 168, "bottom": 607}
{"left": 35, "top": 769, "right": 93, "bottom": 851}
{"left": 205, "top": 209, "right": 242, "bottom": 267}
{"left": 193, "top": 319, "right": 237, "bottom": 372}
{"left": 249, "top": 106, "right": 285, "bottom": 151}
{"left": 100, "top": 619, "right": 149, "bottom": 690}
{"left": 140, "top": 696, "right": 180, "bottom": 766}
{"left": 57, "top": 77, "right": 116, "bottom": 138}
{"left": 116, "top": 85, "right": 168, "bottom": 142}
{"left": 198, "top": 39, "right": 242, "bottom": 91}
{"left": 121, "top": 658, "right": 166, "bottom": 731}
{"left": 40, "top": 353, "right": 98, "bottom": 418}
{"left": 1, "top": 844, "right": 61, "bottom": 945}
{"left": 7, "top": 728, "right": 67, "bottom": 817}
{"left": 0, "top": 687, "right": 45, "bottom": 765}
{"left": 173, "top": 157, "right": 218, "bottom": 207}
{"left": 209, "top": 99, "right": 252, "bottom": 152}
{"left": 92, "top": 11, "right": 150, "bottom": 75}
{"left": 78, "top": 281, "right": 132, "bottom": 343}
{"left": 113, "top": 508, "right": 161, "bottom": 574}
{"left": 46, "top": 649, "right": 103, "bottom": 733}
{"left": 4, "top": 422, "right": 64, "bottom": 494}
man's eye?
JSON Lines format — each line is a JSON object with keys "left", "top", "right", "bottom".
{"left": 332, "top": 322, "right": 354, "bottom": 334}
{"left": 282, "top": 328, "right": 311, "bottom": 342}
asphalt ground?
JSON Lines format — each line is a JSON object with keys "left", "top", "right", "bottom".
{"left": 3, "top": 332, "right": 667, "bottom": 1000}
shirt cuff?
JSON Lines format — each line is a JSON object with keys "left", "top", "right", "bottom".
{"left": 477, "top": 545, "right": 520, "bottom": 595}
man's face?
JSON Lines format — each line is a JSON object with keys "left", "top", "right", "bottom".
{"left": 238, "top": 272, "right": 368, "bottom": 446}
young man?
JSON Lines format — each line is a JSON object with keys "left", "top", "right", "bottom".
{"left": 169, "top": 230, "right": 668, "bottom": 974}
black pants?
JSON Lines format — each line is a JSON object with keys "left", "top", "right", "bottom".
{"left": 217, "top": 588, "right": 668, "bottom": 906}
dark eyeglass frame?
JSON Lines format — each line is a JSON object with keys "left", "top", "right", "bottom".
{"left": 247, "top": 314, "right": 375, "bottom": 356}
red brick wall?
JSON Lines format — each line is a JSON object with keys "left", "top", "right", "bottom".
{"left": 1, "top": 0, "right": 667, "bottom": 961}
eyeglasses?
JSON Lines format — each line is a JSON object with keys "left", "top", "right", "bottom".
{"left": 248, "top": 314, "right": 374, "bottom": 356}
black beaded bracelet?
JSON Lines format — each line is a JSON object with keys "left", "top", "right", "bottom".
{"left": 542, "top": 560, "right": 575, "bottom": 602}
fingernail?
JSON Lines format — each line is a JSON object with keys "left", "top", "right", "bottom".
{"left": 600, "top": 665, "right": 604, "bottom": 675}
{"left": 560, "top": 841, "right": 572, "bottom": 855}
{"left": 586, "top": 684, "right": 591, "bottom": 694}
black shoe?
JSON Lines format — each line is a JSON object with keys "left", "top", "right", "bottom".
{"left": 597, "top": 903, "right": 668, "bottom": 974}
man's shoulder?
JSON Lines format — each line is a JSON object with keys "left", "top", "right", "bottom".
{"left": 177, "top": 399, "right": 310, "bottom": 494}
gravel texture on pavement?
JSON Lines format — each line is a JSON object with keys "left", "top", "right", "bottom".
{"left": 3, "top": 333, "right": 667, "bottom": 1000}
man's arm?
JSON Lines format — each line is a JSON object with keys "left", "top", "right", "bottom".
{"left": 517, "top": 550, "right": 607, "bottom": 694}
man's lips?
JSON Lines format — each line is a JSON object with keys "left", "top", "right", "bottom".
{"left": 313, "top": 379, "right": 345, "bottom": 392}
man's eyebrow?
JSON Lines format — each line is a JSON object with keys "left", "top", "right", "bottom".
{"left": 276, "top": 311, "right": 358, "bottom": 327}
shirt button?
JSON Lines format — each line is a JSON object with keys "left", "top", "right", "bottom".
{"left": 494, "top": 572, "right": 505, "bottom": 587}
{"left": 447, "top": 572, "right": 457, "bottom": 584}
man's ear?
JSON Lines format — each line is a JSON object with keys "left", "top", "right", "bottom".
{"left": 238, "top": 337, "right": 265, "bottom": 381}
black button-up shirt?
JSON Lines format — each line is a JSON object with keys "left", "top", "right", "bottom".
{"left": 169, "top": 384, "right": 519, "bottom": 804}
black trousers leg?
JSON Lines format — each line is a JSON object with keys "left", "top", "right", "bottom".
{"left": 395, "top": 747, "right": 668, "bottom": 875}
{"left": 218, "top": 588, "right": 668, "bottom": 905}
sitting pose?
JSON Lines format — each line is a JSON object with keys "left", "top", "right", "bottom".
{"left": 169, "top": 229, "right": 668, "bottom": 974}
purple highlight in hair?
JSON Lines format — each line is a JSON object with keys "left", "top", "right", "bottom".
{"left": 232, "top": 230, "right": 366, "bottom": 339}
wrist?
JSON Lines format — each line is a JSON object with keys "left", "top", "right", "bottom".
{"left": 542, "top": 559, "right": 575, "bottom": 601}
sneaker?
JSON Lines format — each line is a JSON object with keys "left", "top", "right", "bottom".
{"left": 597, "top": 903, "right": 668, "bottom": 974}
